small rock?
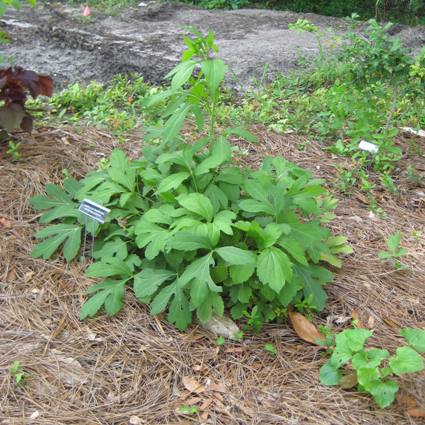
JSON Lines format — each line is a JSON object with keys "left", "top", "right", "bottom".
{"left": 200, "top": 314, "right": 240, "bottom": 340}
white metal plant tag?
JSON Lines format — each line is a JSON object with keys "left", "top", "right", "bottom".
{"left": 78, "top": 199, "right": 110, "bottom": 224}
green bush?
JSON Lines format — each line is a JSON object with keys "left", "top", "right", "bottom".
{"left": 30, "top": 29, "right": 351, "bottom": 330}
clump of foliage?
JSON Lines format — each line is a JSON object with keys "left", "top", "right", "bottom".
{"left": 0, "top": 67, "right": 53, "bottom": 132}
{"left": 320, "top": 327, "right": 425, "bottom": 408}
{"left": 31, "top": 29, "right": 351, "bottom": 330}
{"left": 34, "top": 74, "right": 153, "bottom": 134}
{"left": 288, "top": 18, "right": 318, "bottom": 32}
{"left": 9, "top": 360, "right": 28, "bottom": 386}
{"left": 378, "top": 230, "right": 407, "bottom": 270}
{"left": 227, "top": 19, "right": 425, "bottom": 195}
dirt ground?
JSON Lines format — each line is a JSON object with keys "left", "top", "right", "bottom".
{"left": 0, "top": 125, "right": 424, "bottom": 424}
{"left": 1, "top": 1, "right": 425, "bottom": 88}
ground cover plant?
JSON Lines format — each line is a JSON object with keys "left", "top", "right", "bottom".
{"left": 30, "top": 29, "right": 351, "bottom": 330}
{"left": 320, "top": 327, "right": 425, "bottom": 408}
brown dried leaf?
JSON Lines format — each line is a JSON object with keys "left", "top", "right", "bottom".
{"left": 208, "top": 382, "right": 226, "bottom": 393}
{"left": 182, "top": 376, "right": 205, "bottom": 394}
{"left": 351, "top": 310, "right": 365, "bottom": 328}
{"left": 0, "top": 217, "right": 12, "bottom": 228}
{"left": 407, "top": 407, "right": 425, "bottom": 417}
{"left": 288, "top": 311, "right": 325, "bottom": 345}
{"left": 200, "top": 399, "right": 213, "bottom": 410}
{"left": 340, "top": 373, "right": 358, "bottom": 389}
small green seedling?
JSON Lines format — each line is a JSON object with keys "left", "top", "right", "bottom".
{"left": 178, "top": 405, "right": 198, "bottom": 415}
{"left": 216, "top": 336, "right": 225, "bottom": 346}
{"left": 233, "top": 331, "right": 244, "bottom": 342}
{"left": 320, "top": 327, "right": 425, "bottom": 408}
{"left": 378, "top": 231, "right": 407, "bottom": 270}
{"left": 7, "top": 140, "right": 21, "bottom": 161}
{"left": 288, "top": 19, "right": 318, "bottom": 33}
{"left": 9, "top": 360, "right": 28, "bottom": 385}
{"left": 264, "top": 343, "right": 278, "bottom": 356}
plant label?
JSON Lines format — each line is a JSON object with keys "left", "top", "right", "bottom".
{"left": 358, "top": 140, "right": 379, "bottom": 154}
{"left": 79, "top": 199, "right": 110, "bottom": 224}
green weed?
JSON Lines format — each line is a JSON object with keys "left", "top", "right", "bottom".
{"left": 320, "top": 327, "right": 425, "bottom": 408}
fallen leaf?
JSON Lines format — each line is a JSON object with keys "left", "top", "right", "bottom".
{"left": 182, "top": 376, "right": 205, "bottom": 394}
{"left": 351, "top": 310, "right": 365, "bottom": 328}
{"left": 208, "top": 382, "right": 226, "bottom": 393}
{"left": 340, "top": 373, "right": 358, "bottom": 389}
{"left": 397, "top": 393, "right": 417, "bottom": 409}
{"left": 0, "top": 217, "right": 11, "bottom": 228}
{"left": 288, "top": 311, "right": 325, "bottom": 345}
{"left": 407, "top": 407, "right": 425, "bottom": 417}
{"left": 200, "top": 399, "right": 213, "bottom": 410}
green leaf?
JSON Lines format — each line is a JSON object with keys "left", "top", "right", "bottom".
{"left": 389, "top": 346, "right": 424, "bottom": 376}
{"left": 295, "top": 264, "right": 332, "bottom": 311}
{"left": 80, "top": 279, "right": 126, "bottom": 319}
{"left": 32, "top": 224, "right": 82, "bottom": 262}
{"left": 213, "top": 210, "right": 235, "bottom": 235}
{"left": 163, "top": 105, "right": 191, "bottom": 143}
{"left": 108, "top": 150, "right": 136, "bottom": 191}
{"left": 195, "top": 137, "right": 232, "bottom": 176}
{"left": 400, "top": 328, "right": 425, "bottom": 353}
{"left": 216, "top": 246, "right": 256, "bottom": 266}
{"left": 257, "top": 247, "right": 293, "bottom": 293}
{"left": 196, "top": 292, "right": 224, "bottom": 323}
{"left": 320, "top": 360, "right": 342, "bottom": 386}
{"left": 167, "top": 232, "right": 212, "bottom": 251}
{"left": 86, "top": 257, "right": 132, "bottom": 278}
{"left": 387, "top": 231, "right": 401, "bottom": 252}
{"left": 225, "top": 127, "right": 258, "bottom": 143}
{"left": 340, "top": 329, "right": 373, "bottom": 352}
{"left": 30, "top": 180, "right": 81, "bottom": 224}
{"left": 201, "top": 58, "right": 227, "bottom": 94}
{"left": 177, "top": 193, "right": 214, "bottom": 222}
{"left": 330, "top": 329, "right": 373, "bottom": 367}
{"left": 133, "top": 268, "right": 175, "bottom": 299}
{"left": 169, "top": 60, "right": 196, "bottom": 89}
{"left": 190, "top": 278, "right": 210, "bottom": 308}
{"left": 229, "top": 263, "right": 256, "bottom": 284}
{"left": 168, "top": 289, "right": 192, "bottom": 330}
{"left": 352, "top": 349, "right": 389, "bottom": 370}
{"left": 357, "top": 367, "right": 381, "bottom": 389}
{"left": 367, "top": 379, "right": 399, "bottom": 409}
{"left": 150, "top": 282, "right": 176, "bottom": 315}
{"left": 179, "top": 253, "right": 221, "bottom": 292}
{"left": 93, "top": 237, "right": 128, "bottom": 260}
{"left": 157, "top": 172, "right": 190, "bottom": 193}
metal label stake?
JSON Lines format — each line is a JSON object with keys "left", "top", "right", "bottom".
{"left": 78, "top": 199, "right": 110, "bottom": 260}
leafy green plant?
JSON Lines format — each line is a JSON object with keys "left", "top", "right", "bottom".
{"left": 9, "top": 360, "right": 28, "bottom": 385}
{"left": 378, "top": 231, "right": 407, "bottom": 270}
{"left": 320, "top": 327, "right": 425, "bottom": 408}
{"left": 31, "top": 29, "right": 350, "bottom": 331}
{"left": 6, "top": 140, "right": 21, "bottom": 160}
{"left": 216, "top": 336, "right": 225, "bottom": 345}
{"left": 264, "top": 343, "right": 278, "bottom": 356}
{"left": 288, "top": 18, "right": 318, "bottom": 32}
{"left": 178, "top": 405, "right": 198, "bottom": 415}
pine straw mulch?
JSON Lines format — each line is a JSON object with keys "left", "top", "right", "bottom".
{"left": 0, "top": 125, "right": 424, "bottom": 425}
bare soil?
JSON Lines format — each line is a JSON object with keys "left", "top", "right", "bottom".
{"left": 1, "top": 1, "right": 425, "bottom": 89}
{"left": 0, "top": 125, "right": 424, "bottom": 424}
